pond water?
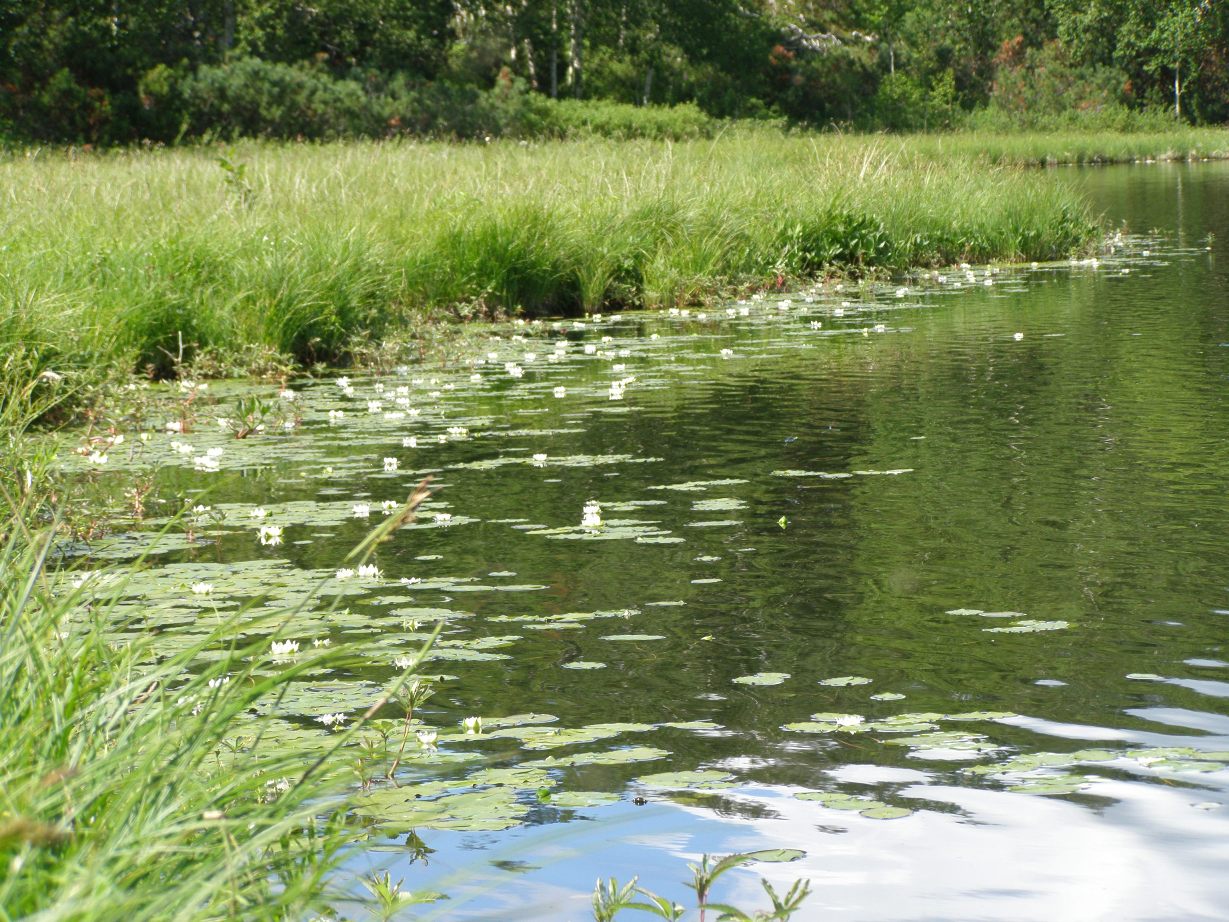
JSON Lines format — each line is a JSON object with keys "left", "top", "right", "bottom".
{"left": 69, "top": 162, "right": 1229, "bottom": 919}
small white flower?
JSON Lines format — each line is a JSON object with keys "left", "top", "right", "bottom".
{"left": 357, "top": 564, "right": 381, "bottom": 579}
{"left": 392, "top": 654, "right": 415, "bottom": 670}
{"left": 316, "top": 713, "right": 347, "bottom": 728}
{"left": 381, "top": 499, "right": 399, "bottom": 514}
{"left": 719, "top": 349, "right": 733, "bottom": 358}
{"left": 258, "top": 524, "right": 283, "bottom": 546}
{"left": 193, "top": 455, "right": 219, "bottom": 472}
{"left": 532, "top": 453, "right": 548, "bottom": 465}
{"left": 873, "top": 324, "right": 886, "bottom": 333}
{"left": 523, "top": 352, "right": 537, "bottom": 363}
{"left": 608, "top": 381, "right": 625, "bottom": 401}
{"left": 328, "top": 409, "right": 345, "bottom": 423}
{"left": 191, "top": 581, "right": 214, "bottom": 595}
{"left": 434, "top": 512, "right": 453, "bottom": 526}
{"left": 810, "top": 321, "right": 822, "bottom": 330}
{"left": 402, "top": 435, "right": 418, "bottom": 448}
{"left": 191, "top": 504, "right": 210, "bottom": 516}
{"left": 87, "top": 451, "right": 109, "bottom": 465}
{"left": 553, "top": 386, "right": 566, "bottom": 398}
{"left": 279, "top": 388, "right": 297, "bottom": 401}
{"left": 367, "top": 400, "right": 383, "bottom": 413}
{"left": 447, "top": 426, "right": 469, "bottom": 439}
{"left": 462, "top": 716, "right": 482, "bottom": 735}
{"left": 352, "top": 503, "right": 371, "bottom": 518}
{"left": 1013, "top": 332, "right": 1024, "bottom": 341}
{"left": 207, "top": 675, "right": 229, "bottom": 689}
{"left": 835, "top": 714, "right": 865, "bottom": 728}
{"left": 383, "top": 457, "right": 399, "bottom": 472}
{"left": 554, "top": 340, "right": 568, "bottom": 353}
{"left": 581, "top": 500, "right": 602, "bottom": 529}
{"left": 313, "top": 637, "right": 330, "bottom": 647}
{"left": 270, "top": 639, "right": 299, "bottom": 657}
{"left": 336, "top": 376, "right": 351, "bottom": 389}
{"left": 506, "top": 364, "right": 524, "bottom": 378}
{"left": 583, "top": 344, "right": 597, "bottom": 355}
{"left": 373, "top": 382, "right": 385, "bottom": 394}
{"left": 415, "top": 728, "right": 438, "bottom": 749}
{"left": 250, "top": 507, "right": 268, "bottom": 519}
{"left": 335, "top": 568, "right": 355, "bottom": 580}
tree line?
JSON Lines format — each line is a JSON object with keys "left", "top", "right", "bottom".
{"left": 1, "top": 0, "right": 1225, "bottom": 143}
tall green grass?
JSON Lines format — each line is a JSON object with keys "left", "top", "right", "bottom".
{"left": 0, "top": 132, "right": 1101, "bottom": 393}
{"left": 0, "top": 515, "right": 354, "bottom": 919}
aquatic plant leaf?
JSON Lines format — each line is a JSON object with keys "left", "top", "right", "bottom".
{"left": 635, "top": 769, "right": 736, "bottom": 789}
{"left": 732, "top": 672, "right": 791, "bottom": 686}
{"left": 818, "top": 676, "right": 872, "bottom": 686}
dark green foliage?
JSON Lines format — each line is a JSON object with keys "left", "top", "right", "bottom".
{"left": 1, "top": 0, "right": 1225, "bottom": 144}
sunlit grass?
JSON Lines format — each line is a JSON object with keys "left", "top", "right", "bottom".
{"left": 0, "top": 132, "right": 1102, "bottom": 392}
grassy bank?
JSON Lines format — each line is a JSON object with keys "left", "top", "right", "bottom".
{"left": 913, "top": 127, "right": 1229, "bottom": 165}
{"left": 1, "top": 132, "right": 1098, "bottom": 393}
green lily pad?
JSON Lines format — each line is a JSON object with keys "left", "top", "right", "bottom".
{"left": 818, "top": 676, "right": 872, "bottom": 687}
{"left": 732, "top": 672, "right": 790, "bottom": 686}
{"left": 636, "top": 769, "right": 736, "bottom": 789}
{"left": 739, "top": 848, "right": 806, "bottom": 863}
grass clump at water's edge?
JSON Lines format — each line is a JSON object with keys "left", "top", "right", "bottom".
{"left": 0, "top": 133, "right": 1101, "bottom": 394}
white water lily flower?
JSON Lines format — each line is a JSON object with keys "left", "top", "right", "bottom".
{"left": 720, "top": 349, "right": 733, "bottom": 358}
{"left": 392, "top": 654, "right": 415, "bottom": 670}
{"left": 352, "top": 503, "right": 370, "bottom": 518}
{"left": 583, "top": 344, "right": 597, "bottom": 355}
{"left": 523, "top": 352, "right": 537, "bottom": 363}
{"left": 1013, "top": 332, "right": 1024, "bottom": 341}
{"left": 835, "top": 714, "right": 865, "bottom": 728}
{"left": 270, "top": 639, "right": 299, "bottom": 657}
{"left": 367, "top": 400, "right": 382, "bottom": 413}
{"left": 532, "top": 453, "right": 547, "bottom": 465}
{"left": 415, "top": 729, "right": 438, "bottom": 749}
{"left": 357, "top": 564, "right": 381, "bottom": 579}
{"left": 250, "top": 507, "right": 268, "bottom": 519}
{"left": 313, "top": 638, "right": 330, "bottom": 647}
{"left": 190, "top": 582, "right": 214, "bottom": 595}
{"left": 383, "top": 457, "right": 399, "bottom": 472}
{"left": 434, "top": 512, "right": 453, "bottom": 526}
{"left": 608, "top": 381, "right": 625, "bottom": 401}
{"left": 316, "top": 713, "right": 347, "bottom": 728}
{"left": 87, "top": 451, "right": 108, "bottom": 465}
{"left": 447, "top": 426, "right": 468, "bottom": 438}
{"left": 381, "top": 500, "right": 399, "bottom": 514}
{"left": 402, "top": 436, "right": 417, "bottom": 448}
{"left": 258, "top": 524, "right": 283, "bottom": 546}
{"left": 328, "top": 409, "right": 345, "bottom": 423}
{"left": 810, "top": 321, "right": 823, "bottom": 330}
{"left": 553, "top": 386, "right": 566, "bottom": 398}
{"left": 194, "top": 455, "right": 220, "bottom": 472}
{"left": 873, "top": 324, "right": 886, "bottom": 333}
{"left": 581, "top": 500, "right": 602, "bottom": 529}
{"left": 335, "top": 568, "right": 355, "bottom": 580}
{"left": 506, "top": 364, "right": 524, "bottom": 378}
{"left": 191, "top": 504, "right": 210, "bottom": 516}
{"left": 462, "top": 716, "right": 482, "bottom": 735}
{"left": 336, "top": 376, "right": 351, "bottom": 389}
{"left": 207, "top": 675, "right": 229, "bottom": 689}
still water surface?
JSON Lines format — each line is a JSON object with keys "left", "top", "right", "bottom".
{"left": 77, "top": 162, "right": 1229, "bottom": 919}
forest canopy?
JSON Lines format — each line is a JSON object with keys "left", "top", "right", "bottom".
{"left": 1, "top": 0, "right": 1225, "bottom": 143}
